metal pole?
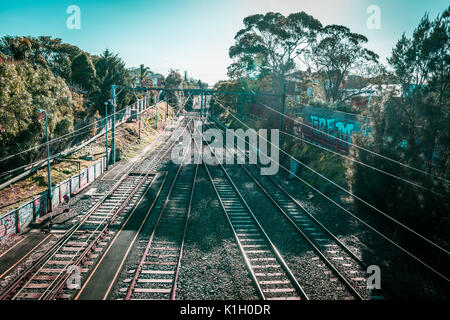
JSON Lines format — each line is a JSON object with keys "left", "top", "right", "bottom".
{"left": 37, "top": 109, "right": 53, "bottom": 214}
{"left": 138, "top": 99, "right": 141, "bottom": 143}
{"left": 104, "top": 101, "right": 109, "bottom": 170}
{"left": 111, "top": 85, "right": 116, "bottom": 165}
{"left": 166, "top": 98, "right": 168, "bottom": 120}
{"left": 200, "top": 92, "right": 204, "bottom": 117}
{"left": 155, "top": 103, "right": 158, "bottom": 129}
{"left": 44, "top": 111, "right": 52, "bottom": 214}
{"left": 279, "top": 79, "right": 286, "bottom": 146}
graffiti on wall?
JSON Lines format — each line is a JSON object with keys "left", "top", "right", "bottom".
{"left": 308, "top": 115, "right": 372, "bottom": 137}
{"left": 71, "top": 175, "right": 80, "bottom": 194}
{"left": 0, "top": 158, "right": 106, "bottom": 244}
{"left": 60, "top": 180, "right": 70, "bottom": 202}
{"left": 52, "top": 185, "right": 60, "bottom": 210}
{"left": 18, "top": 202, "right": 33, "bottom": 228}
{"left": 80, "top": 169, "right": 87, "bottom": 187}
{"left": 34, "top": 197, "right": 42, "bottom": 219}
{"left": 0, "top": 214, "right": 16, "bottom": 242}
{"left": 88, "top": 166, "right": 95, "bottom": 183}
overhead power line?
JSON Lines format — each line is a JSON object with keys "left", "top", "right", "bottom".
{"left": 250, "top": 97, "right": 450, "bottom": 185}
{"left": 277, "top": 130, "right": 449, "bottom": 199}
{"left": 213, "top": 96, "right": 450, "bottom": 260}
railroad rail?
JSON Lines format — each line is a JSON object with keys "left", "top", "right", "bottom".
{"left": 0, "top": 115, "right": 189, "bottom": 300}
{"left": 123, "top": 122, "right": 197, "bottom": 300}
{"left": 206, "top": 119, "right": 371, "bottom": 299}
{"left": 124, "top": 166, "right": 197, "bottom": 299}
{"left": 196, "top": 124, "right": 308, "bottom": 300}
{"left": 237, "top": 165, "right": 368, "bottom": 299}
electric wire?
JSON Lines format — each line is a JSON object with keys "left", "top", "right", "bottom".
{"left": 213, "top": 96, "right": 450, "bottom": 271}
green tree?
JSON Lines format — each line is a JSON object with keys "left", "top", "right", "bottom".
{"left": 70, "top": 52, "right": 97, "bottom": 93}
{"left": 350, "top": 8, "right": 450, "bottom": 261}
{"left": 94, "top": 49, "right": 134, "bottom": 115}
{"left": 228, "top": 11, "right": 322, "bottom": 83}
{"left": 306, "top": 25, "right": 380, "bottom": 102}
{"left": 0, "top": 60, "right": 82, "bottom": 172}
{"left": 0, "top": 36, "right": 83, "bottom": 80}
{"left": 0, "top": 36, "right": 32, "bottom": 61}
{"left": 389, "top": 7, "right": 449, "bottom": 104}
{"left": 164, "top": 69, "right": 183, "bottom": 107}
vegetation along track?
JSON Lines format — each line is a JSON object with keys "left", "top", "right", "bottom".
{"left": 0, "top": 116, "right": 189, "bottom": 300}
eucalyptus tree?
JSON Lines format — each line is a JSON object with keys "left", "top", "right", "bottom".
{"left": 350, "top": 8, "right": 450, "bottom": 262}
{"left": 164, "top": 69, "right": 183, "bottom": 107}
{"left": 0, "top": 60, "right": 81, "bottom": 171}
{"left": 389, "top": 7, "right": 449, "bottom": 105}
{"left": 305, "top": 25, "right": 380, "bottom": 103}
{"left": 228, "top": 11, "right": 322, "bottom": 87}
{"left": 70, "top": 52, "right": 97, "bottom": 93}
{"left": 0, "top": 36, "right": 32, "bottom": 61}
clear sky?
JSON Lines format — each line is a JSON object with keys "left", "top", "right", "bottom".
{"left": 0, "top": 0, "right": 448, "bottom": 85}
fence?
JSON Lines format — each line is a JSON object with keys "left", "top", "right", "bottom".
{"left": 96, "top": 96, "right": 153, "bottom": 135}
{"left": 0, "top": 97, "right": 162, "bottom": 243}
{"left": 0, "top": 155, "right": 108, "bottom": 243}
{"left": 0, "top": 96, "right": 155, "bottom": 191}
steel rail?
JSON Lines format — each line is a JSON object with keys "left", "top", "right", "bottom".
{"left": 238, "top": 164, "right": 364, "bottom": 300}
{"left": 0, "top": 116, "right": 188, "bottom": 300}
{"left": 209, "top": 120, "right": 368, "bottom": 269}
{"left": 170, "top": 164, "right": 198, "bottom": 300}
{"left": 40, "top": 120, "right": 192, "bottom": 300}
{"left": 124, "top": 120, "right": 196, "bottom": 300}
{"left": 197, "top": 125, "right": 308, "bottom": 300}
{"left": 207, "top": 119, "right": 393, "bottom": 299}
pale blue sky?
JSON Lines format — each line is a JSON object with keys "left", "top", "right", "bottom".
{"left": 0, "top": 0, "right": 448, "bottom": 85}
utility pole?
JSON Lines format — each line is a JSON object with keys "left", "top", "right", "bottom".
{"left": 138, "top": 99, "right": 141, "bottom": 143}
{"left": 200, "top": 92, "right": 204, "bottom": 117}
{"left": 36, "top": 109, "right": 52, "bottom": 214}
{"left": 104, "top": 101, "right": 109, "bottom": 171}
{"left": 155, "top": 103, "right": 158, "bottom": 129}
{"left": 111, "top": 85, "right": 116, "bottom": 165}
{"left": 166, "top": 98, "right": 168, "bottom": 120}
{"left": 279, "top": 79, "right": 286, "bottom": 147}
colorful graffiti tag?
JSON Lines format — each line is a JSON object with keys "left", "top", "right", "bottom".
{"left": 18, "top": 202, "right": 33, "bottom": 229}
{"left": 0, "top": 213, "right": 16, "bottom": 242}
{"left": 308, "top": 115, "right": 372, "bottom": 137}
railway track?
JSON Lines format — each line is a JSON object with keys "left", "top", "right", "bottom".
{"left": 195, "top": 125, "right": 307, "bottom": 300}
{"left": 204, "top": 164, "right": 307, "bottom": 300}
{"left": 123, "top": 127, "right": 198, "bottom": 300}
{"left": 205, "top": 120, "right": 373, "bottom": 300}
{"left": 240, "top": 165, "right": 381, "bottom": 299}
{"left": 0, "top": 116, "right": 189, "bottom": 300}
